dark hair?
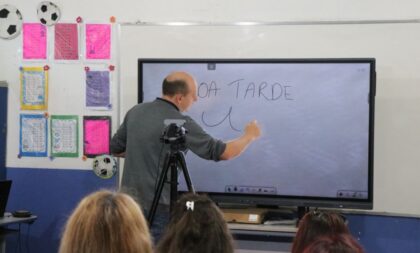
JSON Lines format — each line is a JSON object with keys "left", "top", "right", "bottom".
{"left": 302, "top": 234, "right": 365, "bottom": 253}
{"left": 156, "top": 193, "right": 235, "bottom": 253}
{"left": 162, "top": 78, "right": 189, "bottom": 96}
{"left": 291, "top": 211, "right": 349, "bottom": 253}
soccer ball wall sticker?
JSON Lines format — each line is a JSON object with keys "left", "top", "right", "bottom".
{"left": 92, "top": 155, "right": 117, "bottom": 179}
{"left": 37, "top": 1, "right": 61, "bottom": 26}
{"left": 0, "top": 4, "right": 23, "bottom": 39}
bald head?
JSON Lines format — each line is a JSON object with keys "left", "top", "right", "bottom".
{"left": 161, "top": 72, "right": 198, "bottom": 112}
{"left": 162, "top": 72, "right": 195, "bottom": 97}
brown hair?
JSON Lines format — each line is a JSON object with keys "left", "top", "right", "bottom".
{"left": 59, "top": 190, "right": 153, "bottom": 253}
{"left": 291, "top": 211, "right": 350, "bottom": 253}
{"left": 156, "top": 193, "right": 235, "bottom": 253}
{"left": 302, "top": 234, "right": 365, "bottom": 253}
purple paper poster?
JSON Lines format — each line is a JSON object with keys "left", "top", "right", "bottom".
{"left": 23, "top": 23, "right": 47, "bottom": 59}
{"left": 85, "top": 24, "right": 111, "bottom": 60}
{"left": 55, "top": 23, "right": 79, "bottom": 60}
{"left": 86, "top": 70, "right": 110, "bottom": 108}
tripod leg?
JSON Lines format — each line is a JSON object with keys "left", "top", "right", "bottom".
{"left": 148, "top": 152, "right": 171, "bottom": 226}
{"left": 169, "top": 162, "right": 178, "bottom": 213}
{"left": 176, "top": 152, "right": 195, "bottom": 194}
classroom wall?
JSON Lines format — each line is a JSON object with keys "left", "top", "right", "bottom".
{"left": 1, "top": 1, "right": 420, "bottom": 253}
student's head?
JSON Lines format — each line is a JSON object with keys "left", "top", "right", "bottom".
{"left": 291, "top": 210, "right": 349, "bottom": 253}
{"left": 162, "top": 71, "right": 198, "bottom": 112}
{"left": 156, "top": 193, "right": 235, "bottom": 253}
{"left": 302, "top": 234, "right": 365, "bottom": 253}
{"left": 59, "top": 190, "right": 153, "bottom": 253}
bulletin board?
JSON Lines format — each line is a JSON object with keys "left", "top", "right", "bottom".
{"left": 6, "top": 23, "right": 119, "bottom": 170}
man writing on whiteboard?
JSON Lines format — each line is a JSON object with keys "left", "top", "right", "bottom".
{"left": 110, "top": 71, "right": 261, "bottom": 240}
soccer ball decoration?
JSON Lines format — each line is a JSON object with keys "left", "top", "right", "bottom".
{"left": 0, "top": 4, "right": 23, "bottom": 40}
{"left": 37, "top": 1, "right": 61, "bottom": 26}
{"left": 92, "top": 155, "right": 117, "bottom": 179}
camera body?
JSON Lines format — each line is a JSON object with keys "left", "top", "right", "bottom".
{"left": 161, "top": 119, "right": 187, "bottom": 150}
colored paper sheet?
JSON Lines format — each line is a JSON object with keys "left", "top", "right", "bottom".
{"left": 85, "top": 24, "right": 111, "bottom": 60}
{"left": 51, "top": 115, "right": 79, "bottom": 157}
{"left": 20, "top": 66, "right": 48, "bottom": 110}
{"left": 83, "top": 116, "right": 111, "bottom": 157}
{"left": 55, "top": 23, "right": 79, "bottom": 60}
{"left": 20, "top": 114, "right": 48, "bottom": 157}
{"left": 86, "top": 70, "right": 111, "bottom": 108}
{"left": 23, "top": 23, "right": 47, "bottom": 60}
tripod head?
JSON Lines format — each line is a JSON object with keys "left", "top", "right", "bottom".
{"left": 160, "top": 119, "right": 187, "bottom": 151}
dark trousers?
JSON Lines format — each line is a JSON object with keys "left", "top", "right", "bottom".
{"left": 144, "top": 205, "right": 170, "bottom": 243}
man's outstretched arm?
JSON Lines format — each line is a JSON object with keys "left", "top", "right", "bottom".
{"left": 220, "top": 120, "right": 261, "bottom": 160}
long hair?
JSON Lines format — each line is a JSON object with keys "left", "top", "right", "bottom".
{"left": 59, "top": 190, "right": 153, "bottom": 253}
{"left": 156, "top": 193, "right": 235, "bottom": 253}
{"left": 291, "top": 211, "right": 349, "bottom": 253}
{"left": 302, "top": 234, "right": 365, "bottom": 253}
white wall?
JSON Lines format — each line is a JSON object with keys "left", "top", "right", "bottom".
{"left": 3, "top": 0, "right": 420, "bottom": 22}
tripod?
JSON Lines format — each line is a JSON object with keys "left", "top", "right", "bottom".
{"left": 147, "top": 146, "right": 195, "bottom": 226}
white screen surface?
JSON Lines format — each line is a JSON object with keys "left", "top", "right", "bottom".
{"left": 140, "top": 60, "right": 373, "bottom": 200}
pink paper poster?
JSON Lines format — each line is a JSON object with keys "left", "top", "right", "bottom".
{"left": 85, "top": 24, "right": 111, "bottom": 60}
{"left": 55, "top": 23, "right": 79, "bottom": 60}
{"left": 83, "top": 116, "right": 111, "bottom": 157}
{"left": 23, "top": 23, "right": 47, "bottom": 60}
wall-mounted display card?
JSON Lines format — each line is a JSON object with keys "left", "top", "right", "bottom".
{"left": 51, "top": 115, "right": 79, "bottom": 157}
{"left": 85, "top": 70, "right": 111, "bottom": 109}
{"left": 85, "top": 24, "right": 111, "bottom": 60}
{"left": 23, "top": 23, "right": 47, "bottom": 60}
{"left": 83, "top": 116, "right": 111, "bottom": 158}
{"left": 54, "top": 23, "right": 79, "bottom": 60}
{"left": 19, "top": 114, "right": 48, "bottom": 157}
{"left": 20, "top": 66, "right": 48, "bottom": 110}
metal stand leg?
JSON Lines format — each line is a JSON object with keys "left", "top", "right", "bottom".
{"left": 147, "top": 150, "right": 195, "bottom": 226}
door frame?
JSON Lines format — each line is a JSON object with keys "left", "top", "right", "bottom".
{"left": 0, "top": 81, "right": 8, "bottom": 180}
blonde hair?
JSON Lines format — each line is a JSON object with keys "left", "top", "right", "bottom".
{"left": 59, "top": 190, "right": 153, "bottom": 253}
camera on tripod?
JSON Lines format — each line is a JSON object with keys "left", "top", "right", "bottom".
{"left": 161, "top": 119, "right": 187, "bottom": 150}
{"left": 148, "top": 119, "right": 195, "bottom": 226}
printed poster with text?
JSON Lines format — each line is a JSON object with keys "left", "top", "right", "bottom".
{"left": 23, "top": 23, "right": 47, "bottom": 60}
{"left": 20, "top": 66, "right": 48, "bottom": 110}
{"left": 55, "top": 23, "right": 79, "bottom": 60}
{"left": 19, "top": 114, "right": 48, "bottom": 157}
{"left": 85, "top": 70, "right": 111, "bottom": 109}
{"left": 85, "top": 24, "right": 111, "bottom": 60}
{"left": 51, "top": 115, "right": 79, "bottom": 157}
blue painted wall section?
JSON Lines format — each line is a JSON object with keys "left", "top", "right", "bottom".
{"left": 347, "top": 214, "right": 420, "bottom": 253}
{"left": 3, "top": 167, "right": 420, "bottom": 253}
{"left": 5, "top": 167, "right": 116, "bottom": 253}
